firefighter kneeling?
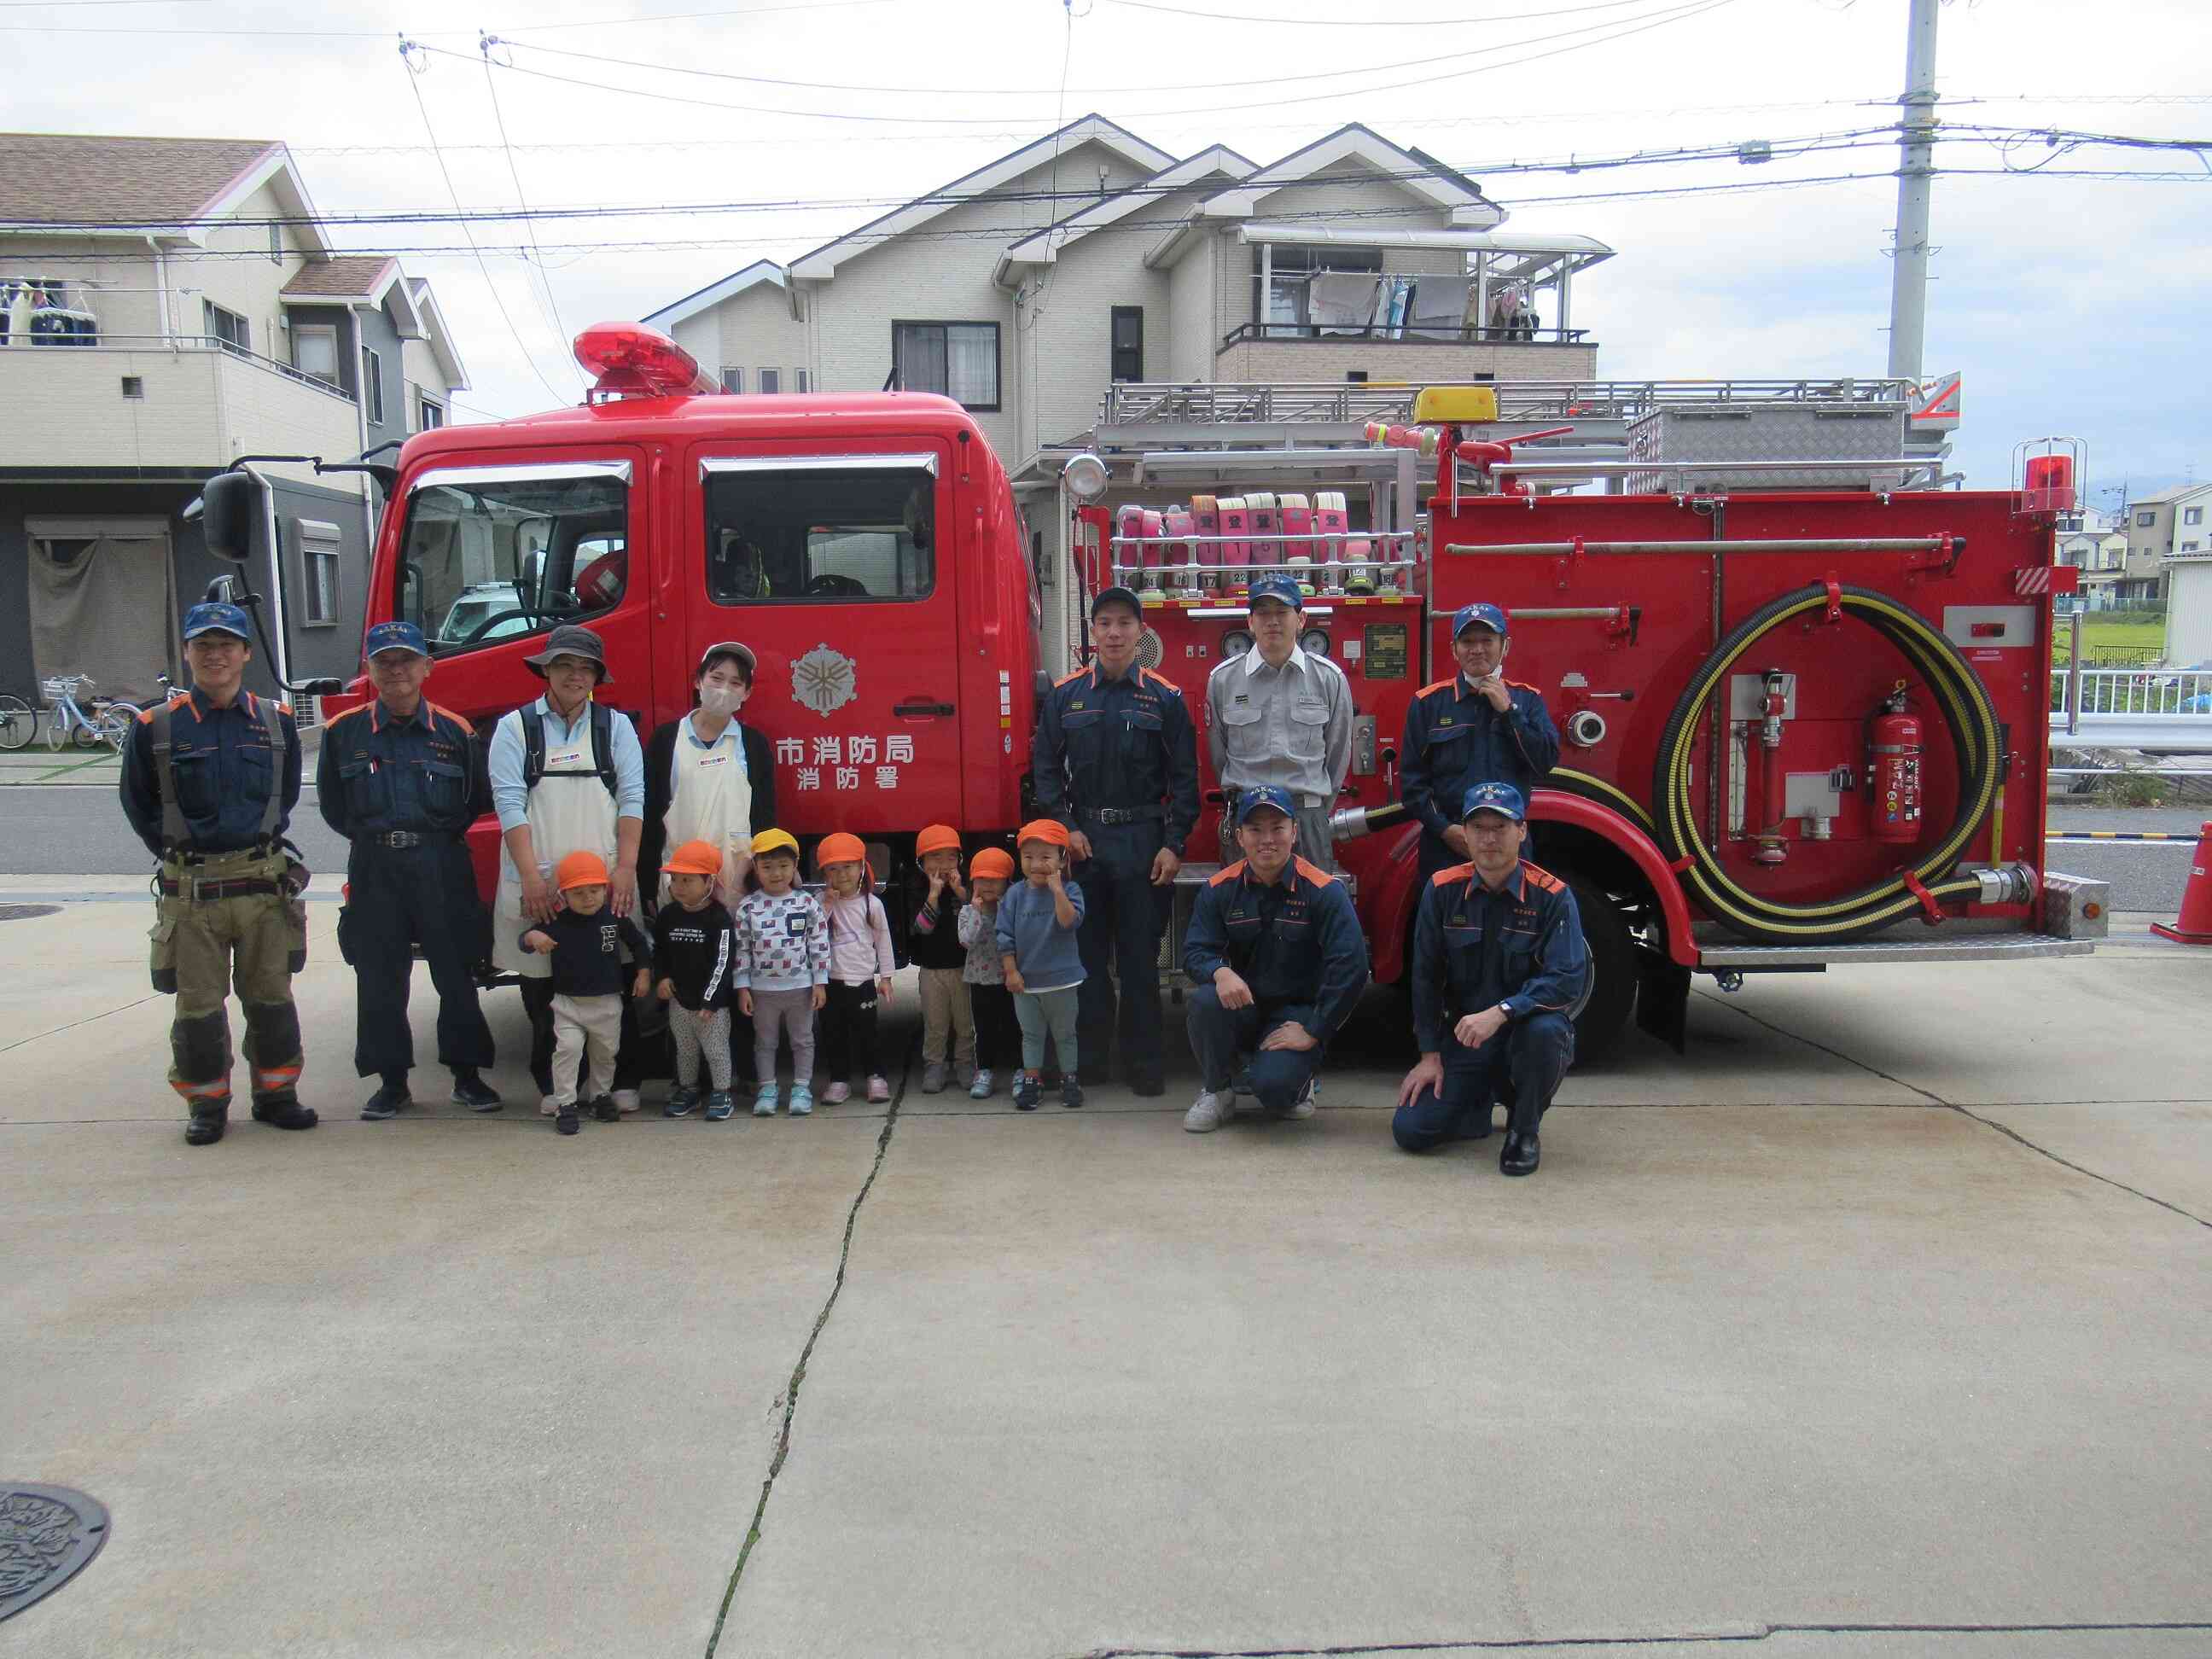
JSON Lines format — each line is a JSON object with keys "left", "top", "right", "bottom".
{"left": 1394, "top": 783, "right": 1586, "bottom": 1176}
{"left": 1179, "top": 785, "right": 1369, "bottom": 1132}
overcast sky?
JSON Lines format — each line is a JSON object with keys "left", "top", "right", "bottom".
{"left": 8, "top": 0, "right": 2207, "bottom": 498}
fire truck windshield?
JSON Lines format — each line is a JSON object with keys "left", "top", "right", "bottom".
{"left": 396, "top": 466, "right": 629, "bottom": 655}
{"left": 703, "top": 463, "right": 934, "bottom": 604}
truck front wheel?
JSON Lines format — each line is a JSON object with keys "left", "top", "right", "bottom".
{"left": 1559, "top": 871, "right": 1638, "bottom": 1059}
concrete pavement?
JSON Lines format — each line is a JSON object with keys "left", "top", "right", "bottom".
{"left": 2, "top": 892, "right": 2207, "bottom": 1656}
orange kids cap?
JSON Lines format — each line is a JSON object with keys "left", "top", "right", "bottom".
{"left": 969, "top": 847, "right": 1016, "bottom": 882}
{"left": 916, "top": 824, "right": 962, "bottom": 859}
{"left": 1016, "top": 818, "right": 1070, "bottom": 850}
{"left": 556, "top": 849, "right": 611, "bottom": 891}
{"left": 817, "top": 831, "right": 867, "bottom": 868}
{"left": 661, "top": 839, "right": 721, "bottom": 877}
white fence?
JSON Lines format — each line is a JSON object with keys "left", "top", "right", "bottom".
{"left": 2049, "top": 667, "right": 2211, "bottom": 717}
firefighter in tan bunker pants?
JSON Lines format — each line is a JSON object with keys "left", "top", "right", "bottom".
{"left": 119, "top": 602, "right": 316, "bottom": 1146}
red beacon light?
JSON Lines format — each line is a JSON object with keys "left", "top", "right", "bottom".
{"left": 571, "top": 321, "right": 716, "bottom": 402}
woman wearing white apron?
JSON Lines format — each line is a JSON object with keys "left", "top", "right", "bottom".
{"left": 486, "top": 626, "right": 647, "bottom": 1115}
{"left": 640, "top": 642, "right": 776, "bottom": 1083}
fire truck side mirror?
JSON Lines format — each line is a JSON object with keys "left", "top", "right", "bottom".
{"left": 196, "top": 471, "right": 260, "bottom": 562}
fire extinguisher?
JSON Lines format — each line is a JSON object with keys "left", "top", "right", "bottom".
{"left": 1868, "top": 685, "right": 1923, "bottom": 844}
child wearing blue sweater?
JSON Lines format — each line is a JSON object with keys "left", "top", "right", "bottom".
{"left": 997, "top": 819, "right": 1086, "bottom": 1111}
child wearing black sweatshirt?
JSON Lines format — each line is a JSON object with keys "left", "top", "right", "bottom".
{"left": 521, "top": 850, "right": 652, "bottom": 1137}
{"left": 652, "top": 838, "right": 740, "bottom": 1121}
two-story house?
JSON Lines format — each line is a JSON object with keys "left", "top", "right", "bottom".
{"left": 2055, "top": 509, "right": 2131, "bottom": 609}
{"left": 0, "top": 133, "right": 467, "bottom": 706}
{"left": 642, "top": 116, "right": 1610, "bottom": 481}
{"left": 2122, "top": 481, "right": 2212, "bottom": 608}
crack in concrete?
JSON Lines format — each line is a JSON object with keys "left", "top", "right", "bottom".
{"left": 1075, "top": 1618, "right": 2212, "bottom": 1656}
{"left": 702, "top": 1045, "right": 911, "bottom": 1657}
{"left": 0, "top": 991, "right": 163, "bottom": 1056}
{"left": 1694, "top": 992, "right": 2212, "bottom": 1232}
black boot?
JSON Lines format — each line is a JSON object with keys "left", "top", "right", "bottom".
{"left": 450, "top": 1070, "right": 503, "bottom": 1112}
{"left": 184, "top": 1103, "right": 229, "bottom": 1147}
{"left": 1501, "top": 1129, "right": 1540, "bottom": 1176}
{"left": 251, "top": 1092, "right": 318, "bottom": 1130}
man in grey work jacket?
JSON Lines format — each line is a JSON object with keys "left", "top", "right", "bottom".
{"left": 1203, "top": 574, "right": 1354, "bottom": 866}
{"left": 1393, "top": 782, "right": 1587, "bottom": 1176}
{"left": 1400, "top": 601, "right": 1560, "bottom": 884}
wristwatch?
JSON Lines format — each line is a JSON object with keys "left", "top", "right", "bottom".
{"left": 1495, "top": 1001, "right": 1515, "bottom": 1020}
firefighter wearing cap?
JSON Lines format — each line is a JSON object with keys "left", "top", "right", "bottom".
{"left": 1179, "top": 784, "right": 1369, "bottom": 1133}
{"left": 1401, "top": 601, "right": 1560, "bottom": 883}
{"left": 1394, "top": 783, "right": 1587, "bottom": 1177}
{"left": 119, "top": 601, "right": 314, "bottom": 1145}
{"left": 318, "top": 620, "right": 498, "bottom": 1121}
{"left": 486, "top": 623, "right": 648, "bottom": 1115}
{"left": 1031, "top": 585, "right": 1198, "bottom": 1095}
{"left": 1204, "top": 574, "right": 1355, "bottom": 869}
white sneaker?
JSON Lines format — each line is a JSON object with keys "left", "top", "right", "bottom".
{"left": 613, "top": 1088, "right": 642, "bottom": 1115}
{"left": 968, "top": 1068, "right": 995, "bottom": 1100}
{"left": 1285, "top": 1077, "right": 1318, "bottom": 1120}
{"left": 1183, "top": 1089, "right": 1233, "bottom": 1133}
{"left": 538, "top": 1094, "right": 559, "bottom": 1117}
{"left": 822, "top": 1080, "right": 852, "bottom": 1103}
{"left": 866, "top": 1074, "right": 892, "bottom": 1103}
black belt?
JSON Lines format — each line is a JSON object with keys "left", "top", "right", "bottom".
{"left": 1078, "top": 805, "right": 1167, "bottom": 825}
{"left": 160, "top": 876, "right": 279, "bottom": 900}
{"left": 361, "top": 830, "right": 458, "bottom": 849}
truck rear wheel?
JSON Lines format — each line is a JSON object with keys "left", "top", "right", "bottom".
{"left": 1559, "top": 871, "right": 1637, "bottom": 1058}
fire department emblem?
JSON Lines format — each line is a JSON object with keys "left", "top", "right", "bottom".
{"left": 791, "top": 644, "right": 858, "bottom": 717}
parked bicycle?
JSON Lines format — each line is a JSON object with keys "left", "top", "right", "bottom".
{"left": 0, "top": 672, "right": 175, "bottom": 754}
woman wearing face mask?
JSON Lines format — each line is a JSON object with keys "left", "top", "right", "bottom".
{"left": 642, "top": 643, "right": 777, "bottom": 908}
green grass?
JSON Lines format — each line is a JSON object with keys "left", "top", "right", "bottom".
{"left": 2053, "top": 611, "right": 2167, "bottom": 667}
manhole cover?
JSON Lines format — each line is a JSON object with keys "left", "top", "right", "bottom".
{"left": 0, "top": 905, "right": 61, "bottom": 923}
{"left": 0, "top": 1484, "right": 108, "bottom": 1622}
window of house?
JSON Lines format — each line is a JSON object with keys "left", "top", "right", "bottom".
{"left": 204, "top": 300, "right": 249, "bottom": 355}
{"left": 892, "top": 322, "right": 998, "bottom": 410}
{"left": 396, "top": 465, "right": 629, "bottom": 657}
{"left": 2185, "top": 541, "right": 2202, "bottom": 554}
{"left": 1110, "top": 306, "right": 1144, "bottom": 382}
{"left": 759, "top": 368, "right": 780, "bottom": 394}
{"left": 2137, "top": 510, "right": 2156, "bottom": 527}
{"left": 720, "top": 367, "right": 744, "bottom": 394}
{"left": 361, "top": 346, "right": 385, "bottom": 424}
{"left": 703, "top": 459, "right": 935, "bottom": 604}
{"left": 2186, "top": 507, "right": 2203, "bottom": 527}
{"left": 1256, "top": 243, "right": 1384, "bottom": 334}
{"left": 297, "top": 518, "right": 341, "bottom": 626}
{"left": 417, "top": 396, "right": 445, "bottom": 430}
{"left": 796, "top": 368, "right": 811, "bottom": 393}
{"left": 267, "top": 223, "right": 282, "bottom": 264}
{"left": 293, "top": 324, "right": 339, "bottom": 386}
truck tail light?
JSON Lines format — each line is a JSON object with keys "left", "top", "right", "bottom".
{"left": 571, "top": 322, "right": 713, "bottom": 399}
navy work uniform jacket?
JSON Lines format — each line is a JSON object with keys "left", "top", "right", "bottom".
{"left": 1183, "top": 856, "right": 1369, "bottom": 1038}
{"left": 1400, "top": 676, "right": 1560, "bottom": 871}
{"left": 122, "top": 688, "right": 301, "bottom": 859}
{"left": 1032, "top": 661, "right": 1199, "bottom": 856}
{"left": 1411, "top": 859, "right": 1589, "bottom": 1057}
{"left": 317, "top": 698, "right": 487, "bottom": 839}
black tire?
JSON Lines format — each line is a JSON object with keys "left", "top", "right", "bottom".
{"left": 0, "top": 693, "right": 33, "bottom": 752}
{"left": 1560, "top": 870, "right": 1637, "bottom": 1059}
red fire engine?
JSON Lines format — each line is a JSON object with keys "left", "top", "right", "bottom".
{"left": 195, "top": 324, "right": 2105, "bottom": 1055}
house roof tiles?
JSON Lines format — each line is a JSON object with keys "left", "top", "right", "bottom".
{"left": 0, "top": 133, "right": 282, "bottom": 224}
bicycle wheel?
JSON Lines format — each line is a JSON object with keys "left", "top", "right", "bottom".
{"left": 45, "top": 707, "right": 67, "bottom": 751}
{"left": 0, "top": 693, "right": 33, "bottom": 752}
{"left": 99, "top": 707, "right": 136, "bottom": 754}
{"left": 72, "top": 711, "right": 104, "bottom": 748}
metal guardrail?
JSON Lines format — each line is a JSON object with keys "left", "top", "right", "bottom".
{"left": 1097, "top": 376, "right": 1919, "bottom": 429}
{"left": 1, "top": 332, "right": 358, "bottom": 405}
{"left": 2047, "top": 667, "right": 2211, "bottom": 718}
{"left": 1219, "top": 323, "right": 1593, "bottom": 348}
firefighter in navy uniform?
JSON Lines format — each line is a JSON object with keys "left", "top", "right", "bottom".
{"left": 1179, "top": 786, "right": 1369, "bottom": 1132}
{"left": 318, "top": 621, "right": 500, "bottom": 1120}
{"left": 1400, "top": 602, "right": 1560, "bottom": 883}
{"left": 1031, "top": 585, "right": 1199, "bottom": 1096}
{"left": 119, "top": 602, "right": 315, "bottom": 1146}
{"left": 1394, "top": 783, "right": 1588, "bottom": 1177}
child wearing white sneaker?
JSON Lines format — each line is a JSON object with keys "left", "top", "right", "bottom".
{"left": 815, "top": 832, "right": 894, "bottom": 1103}
{"left": 733, "top": 829, "right": 828, "bottom": 1115}
{"left": 957, "top": 847, "right": 1019, "bottom": 1099}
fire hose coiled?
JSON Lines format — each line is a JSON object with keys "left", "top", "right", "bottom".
{"left": 1652, "top": 582, "right": 2003, "bottom": 944}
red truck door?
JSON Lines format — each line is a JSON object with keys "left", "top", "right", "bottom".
{"left": 681, "top": 441, "right": 964, "bottom": 834}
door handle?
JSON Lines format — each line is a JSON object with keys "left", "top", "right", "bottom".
{"left": 893, "top": 701, "right": 956, "bottom": 717}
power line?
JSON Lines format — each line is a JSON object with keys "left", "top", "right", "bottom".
{"left": 478, "top": 32, "right": 576, "bottom": 354}
{"left": 0, "top": 0, "right": 885, "bottom": 35}
{"left": 1102, "top": 0, "right": 1657, "bottom": 21}
{"left": 399, "top": 39, "right": 579, "bottom": 401}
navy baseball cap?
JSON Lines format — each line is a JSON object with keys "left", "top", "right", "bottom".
{"left": 1248, "top": 574, "right": 1304, "bottom": 611}
{"left": 364, "top": 620, "right": 429, "bottom": 660}
{"left": 182, "top": 601, "right": 252, "bottom": 642}
{"left": 1091, "top": 585, "right": 1144, "bottom": 620}
{"left": 1233, "top": 784, "right": 1297, "bottom": 825}
{"left": 1462, "top": 781, "right": 1528, "bottom": 822}
{"left": 1452, "top": 602, "right": 1509, "bottom": 638}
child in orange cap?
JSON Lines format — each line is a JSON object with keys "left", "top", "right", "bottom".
{"left": 650, "top": 839, "right": 740, "bottom": 1121}
{"left": 521, "top": 850, "right": 652, "bottom": 1136}
{"left": 733, "top": 828, "right": 827, "bottom": 1116}
{"left": 817, "top": 831, "right": 895, "bottom": 1104}
{"left": 958, "top": 847, "right": 1019, "bottom": 1099}
{"left": 998, "top": 820, "right": 1086, "bottom": 1110}
{"left": 909, "top": 824, "right": 975, "bottom": 1094}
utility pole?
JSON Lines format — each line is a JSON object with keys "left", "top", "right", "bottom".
{"left": 1885, "top": 0, "right": 1941, "bottom": 381}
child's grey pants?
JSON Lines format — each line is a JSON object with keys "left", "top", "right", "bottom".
{"left": 669, "top": 1004, "right": 733, "bottom": 1091}
{"left": 751, "top": 987, "right": 817, "bottom": 1086}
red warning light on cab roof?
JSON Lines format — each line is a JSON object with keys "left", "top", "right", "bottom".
{"left": 572, "top": 322, "right": 715, "bottom": 400}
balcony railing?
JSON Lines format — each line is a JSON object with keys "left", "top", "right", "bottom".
{"left": 1097, "top": 377, "right": 1922, "bottom": 431}
{"left": 1220, "top": 322, "right": 1592, "bottom": 349}
{"left": 4, "top": 332, "right": 357, "bottom": 405}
